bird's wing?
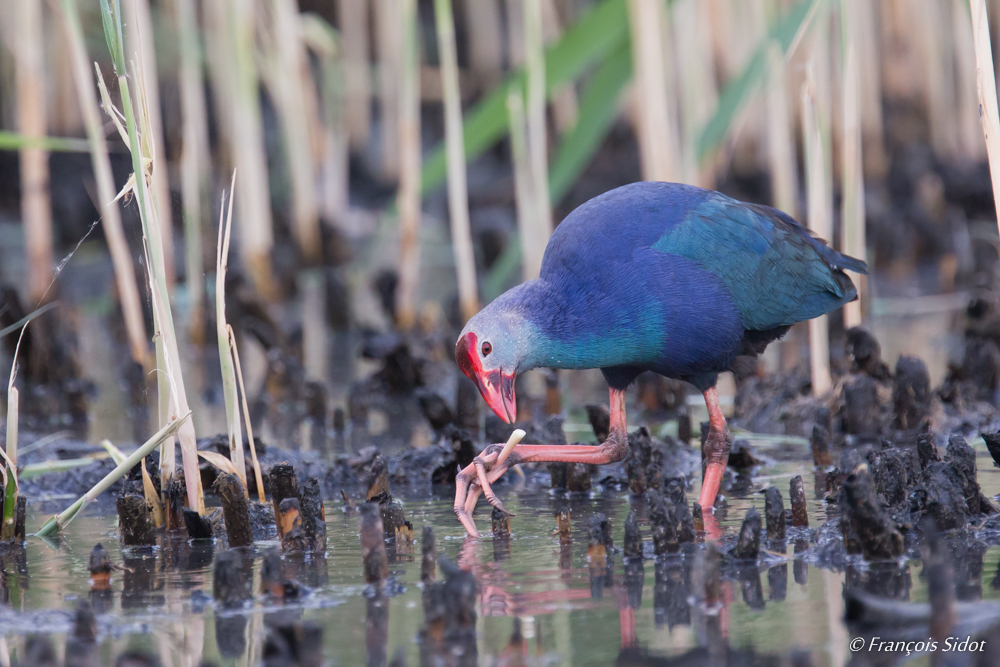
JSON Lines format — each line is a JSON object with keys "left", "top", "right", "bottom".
{"left": 651, "top": 194, "right": 866, "bottom": 331}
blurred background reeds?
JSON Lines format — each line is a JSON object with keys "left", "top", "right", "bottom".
{"left": 1, "top": 0, "right": 1000, "bottom": 444}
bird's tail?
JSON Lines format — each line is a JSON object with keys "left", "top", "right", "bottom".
{"left": 829, "top": 250, "right": 868, "bottom": 275}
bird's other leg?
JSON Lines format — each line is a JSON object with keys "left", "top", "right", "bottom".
{"left": 697, "top": 386, "right": 732, "bottom": 512}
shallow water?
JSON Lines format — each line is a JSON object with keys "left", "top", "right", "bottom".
{"left": 4, "top": 438, "right": 1000, "bottom": 666}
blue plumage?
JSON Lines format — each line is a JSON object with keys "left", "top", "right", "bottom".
{"left": 487, "top": 182, "right": 866, "bottom": 392}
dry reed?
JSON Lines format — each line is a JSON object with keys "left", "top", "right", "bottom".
{"left": 15, "top": 0, "right": 53, "bottom": 305}
{"left": 338, "top": 0, "right": 372, "bottom": 150}
{"left": 124, "top": 0, "right": 175, "bottom": 291}
{"left": 56, "top": 0, "right": 148, "bottom": 366}
{"left": 268, "top": 0, "right": 322, "bottom": 262}
{"left": 507, "top": 90, "right": 541, "bottom": 281}
{"left": 434, "top": 0, "right": 480, "bottom": 321}
{"left": 174, "top": 0, "right": 212, "bottom": 342}
{"left": 802, "top": 68, "right": 832, "bottom": 396}
{"left": 215, "top": 174, "right": 247, "bottom": 491}
{"left": 97, "top": 0, "right": 202, "bottom": 511}
{"left": 524, "top": 0, "right": 554, "bottom": 251}
{"left": 841, "top": 0, "right": 867, "bottom": 328}
{"left": 396, "top": 0, "right": 422, "bottom": 329}
{"left": 970, "top": 0, "right": 1000, "bottom": 230}
{"left": 628, "top": 0, "right": 677, "bottom": 182}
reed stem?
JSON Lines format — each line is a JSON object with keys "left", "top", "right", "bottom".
{"left": 15, "top": 0, "right": 54, "bottom": 305}
{"left": 627, "top": 0, "right": 677, "bottom": 182}
{"left": 802, "top": 68, "right": 832, "bottom": 396}
{"left": 338, "top": 0, "right": 372, "bottom": 149}
{"left": 970, "top": 0, "right": 1000, "bottom": 230}
{"left": 524, "top": 0, "right": 554, "bottom": 248}
{"left": 376, "top": 0, "right": 402, "bottom": 180}
{"left": 99, "top": 0, "right": 201, "bottom": 511}
{"left": 216, "top": 174, "right": 247, "bottom": 489}
{"left": 434, "top": 0, "right": 480, "bottom": 321}
{"left": 124, "top": 0, "right": 175, "bottom": 291}
{"left": 507, "top": 90, "right": 541, "bottom": 281}
{"left": 396, "top": 0, "right": 422, "bottom": 329}
{"left": 56, "top": 0, "right": 148, "bottom": 365}
{"left": 841, "top": 0, "right": 866, "bottom": 328}
{"left": 174, "top": 0, "right": 211, "bottom": 343}
{"left": 270, "top": 0, "right": 322, "bottom": 262}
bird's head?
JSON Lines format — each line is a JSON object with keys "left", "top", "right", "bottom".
{"left": 455, "top": 302, "right": 532, "bottom": 424}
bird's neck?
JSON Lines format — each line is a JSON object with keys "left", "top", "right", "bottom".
{"left": 513, "top": 279, "right": 598, "bottom": 372}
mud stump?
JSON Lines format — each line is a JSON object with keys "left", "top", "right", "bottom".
{"left": 116, "top": 495, "right": 155, "bottom": 547}
{"left": 215, "top": 473, "right": 254, "bottom": 548}
{"left": 300, "top": 477, "right": 327, "bottom": 553}
{"left": 789, "top": 476, "right": 809, "bottom": 527}
{"left": 269, "top": 463, "right": 301, "bottom": 540}
{"left": 732, "top": 508, "right": 761, "bottom": 560}
{"left": 842, "top": 466, "right": 904, "bottom": 560}
{"left": 764, "top": 486, "right": 786, "bottom": 541}
{"left": 623, "top": 509, "right": 643, "bottom": 559}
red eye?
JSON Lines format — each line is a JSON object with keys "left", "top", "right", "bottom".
{"left": 481, "top": 341, "right": 492, "bottom": 356}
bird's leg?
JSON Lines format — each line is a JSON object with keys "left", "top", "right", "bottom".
{"left": 696, "top": 386, "right": 732, "bottom": 512}
{"left": 506, "top": 387, "right": 630, "bottom": 466}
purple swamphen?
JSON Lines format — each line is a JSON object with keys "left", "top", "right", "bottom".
{"left": 454, "top": 182, "right": 866, "bottom": 536}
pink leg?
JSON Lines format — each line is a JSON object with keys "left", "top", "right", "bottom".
{"left": 697, "top": 386, "right": 732, "bottom": 512}
{"left": 454, "top": 388, "right": 630, "bottom": 536}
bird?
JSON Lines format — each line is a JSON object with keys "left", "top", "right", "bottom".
{"left": 454, "top": 182, "right": 866, "bottom": 536}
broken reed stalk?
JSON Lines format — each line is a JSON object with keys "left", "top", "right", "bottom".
{"left": 36, "top": 413, "right": 190, "bottom": 537}
{"left": 229, "top": 326, "right": 265, "bottom": 502}
{"left": 123, "top": 0, "right": 175, "bottom": 292}
{"left": 969, "top": 0, "right": 1000, "bottom": 230}
{"left": 507, "top": 90, "right": 542, "bottom": 281}
{"left": 801, "top": 68, "right": 833, "bottom": 396}
{"left": 627, "top": 0, "right": 677, "bottom": 182}
{"left": 215, "top": 174, "right": 247, "bottom": 490}
{"left": 840, "top": 0, "right": 866, "bottom": 329}
{"left": 433, "top": 0, "right": 480, "bottom": 321}
{"left": 269, "top": 0, "right": 322, "bottom": 262}
{"left": 523, "top": 0, "right": 554, "bottom": 253}
{"left": 396, "top": 0, "right": 422, "bottom": 330}
{"left": 56, "top": 0, "right": 148, "bottom": 366}
{"left": 16, "top": 0, "right": 54, "bottom": 304}
{"left": 174, "top": 0, "right": 211, "bottom": 343}
{"left": 98, "top": 0, "right": 202, "bottom": 512}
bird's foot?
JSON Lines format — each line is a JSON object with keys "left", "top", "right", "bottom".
{"left": 453, "top": 430, "right": 527, "bottom": 535}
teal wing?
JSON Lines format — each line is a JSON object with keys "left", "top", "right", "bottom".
{"left": 651, "top": 194, "right": 867, "bottom": 331}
